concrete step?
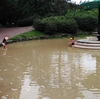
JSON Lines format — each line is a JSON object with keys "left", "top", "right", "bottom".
{"left": 75, "top": 42, "right": 100, "bottom": 47}
{"left": 73, "top": 44, "right": 100, "bottom": 50}
{"left": 77, "top": 39, "right": 100, "bottom": 44}
{"left": 74, "top": 37, "right": 100, "bottom": 50}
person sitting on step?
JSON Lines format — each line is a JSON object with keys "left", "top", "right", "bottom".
{"left": 68, "top": 37, "right": 75, "bottom": 47}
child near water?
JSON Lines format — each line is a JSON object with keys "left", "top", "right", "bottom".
{"left": 2, "top": 36, "right": 9, "bottom": 49}
{"left": 68, "top": 37, "right": 75, "bottom": 47}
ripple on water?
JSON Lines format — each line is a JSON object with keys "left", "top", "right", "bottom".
{"left": 1, "top": 95, "right": 7, "bottom": 99}
{"left": 11, "top": 88, "right": 18, "bottom": 91}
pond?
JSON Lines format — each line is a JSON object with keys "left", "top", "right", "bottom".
{"left": 0, "top": 38, "right": 100, "bottom": 99}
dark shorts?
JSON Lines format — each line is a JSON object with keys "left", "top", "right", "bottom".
{"left": 72, "top": 43, "right": 74, "bottom": 45}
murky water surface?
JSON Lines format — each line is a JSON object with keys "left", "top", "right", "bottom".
{"left": 0, "top": 38, "right": 100, "bottom": 99}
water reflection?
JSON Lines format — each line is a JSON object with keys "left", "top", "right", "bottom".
{"left": 19, "top": 75, "right": 40, "bottom": 99}
{"left": 0, "top": 39, "right": 100, "bottom": 99}
{"left": 3, "top": 49, "right": 7, "bottom": 56}
{"left": 80, "top": 53, "right": 96, "bottom": 75}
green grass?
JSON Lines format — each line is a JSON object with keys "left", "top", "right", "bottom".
{"left": 9, "top": 30, "right": 45, "bottom": 40}
{"left": 9, "top": 29, "right": 93, "bottom": 40}
{"left": 23, "top": 30, "right": 45, "bottom": 37}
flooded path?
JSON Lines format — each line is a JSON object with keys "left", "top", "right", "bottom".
{"left": 0, "top": 38, "right": 100, "bottom": 99}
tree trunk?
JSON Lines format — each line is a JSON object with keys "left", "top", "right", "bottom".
{"left": 98, "top": 6, "right": 100, "bottom": 34}
{"left": 97, "top": 6, "right": 100, "bottom": 40}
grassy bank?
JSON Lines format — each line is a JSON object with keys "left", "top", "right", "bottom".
{"left": 0, "top": 30, "right": 92, "bottom": 47}
{"left": 9, "top": 30, "right": 45, "bottom": 40}
{"left": 9, "top": 30, "right": 92, "bottom": 40}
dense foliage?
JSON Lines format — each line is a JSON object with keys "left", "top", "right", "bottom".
{"left": 0, "top": 0, "right": 98, "bottom": 34}
{"left": 65, "top": 9, "right": 98, "bottom": 32}
{"left": 76, "top": 15, "right": 97, "bottom": 31}
{"left": 33, "top": 9, "right": 98, "bottom": 34}
{"left": 33, "top": 16, "right": 78, "bottom": 35}
{"left": 0, "top": 0, "right": 79, "bottom": 27}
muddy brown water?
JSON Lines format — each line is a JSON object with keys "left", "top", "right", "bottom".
{"left": 0, "top": 38, "right": 100, "bottom": 99}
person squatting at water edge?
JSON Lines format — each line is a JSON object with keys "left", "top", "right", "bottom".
{"left": 2, "top": 36, "right": 9, "bottom": 49}
{"left": 68, "top": 37, "right": 75, "bottom": 47}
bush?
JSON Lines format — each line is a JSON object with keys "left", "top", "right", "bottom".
{"left": 33, "top": 19, "right": 45, "bottom": 32}
{"left": 33, "top": 16, "right": 78, "bottom": 35}
{"left": 75, "top": 15, "right": 97, "bottom": 31}
{"left": 56, "top": 17, "right": 78, "bottom": 34}
{"left": 44, "top": 21, "right": 57, "bottom": 35}
{"left": 65, "top": 9, "right": 98, "bottom": 32}
{"left": 42, "top": 17, "right": 57, "bottom": 35}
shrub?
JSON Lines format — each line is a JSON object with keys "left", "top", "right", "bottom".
{"left": 44, "top": 20, "right": 57, "bottom": 35}
{"left": 75, "top": 15, "right": 97, "bottom": 31}
{"left": 33, "top": 16, "right": 78, "bottom": 35}
{"left": 33, "top": 19, "right": 45, "bottom": 32}
{"left": 42, "top": 17, "right": 57, "bottom": 35}
{"left": 65, "top": 9, "right": 98, "bottom": 32}
{"left": 56, "top": 17, "right": 78, "bottom": 34}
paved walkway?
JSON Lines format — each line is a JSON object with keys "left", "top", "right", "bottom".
{"left": 0, "top": 26, "right": 34, "bottom": 43}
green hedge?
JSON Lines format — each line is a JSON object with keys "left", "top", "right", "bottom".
{"left": 33, "top": 19, "right": 45, "bottom": 32}
{"left": 33, "top": 16, "right": 78, "bottom": 35}
{"left": 56, "top": 16, "right": 77, "bottom": 34}
{"left": 65, "top": 9, "right": 98, "bottom": 32}
{"left": 43, "top": 18, "right": 57, "bottom": 35}
{"left": 75, "top": 15, "right": 97, "bottom": 31}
